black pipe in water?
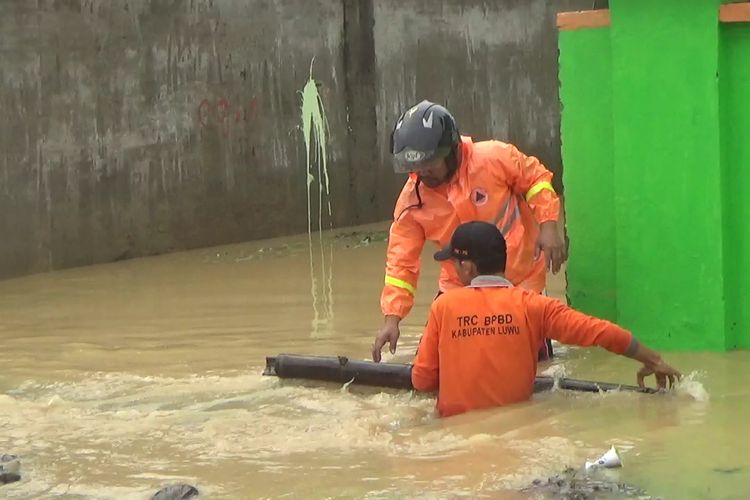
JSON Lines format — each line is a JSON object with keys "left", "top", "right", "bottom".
{"left": 262, "top": 354, "right": 657, "bottom": 394}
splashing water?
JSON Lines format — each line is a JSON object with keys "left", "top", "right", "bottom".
{"left": 300, "top": 58, "right": 335, "bottom": 337}
{"left": 674, "top": 371, "right": 710, "bottom": 402}
{"left": 540, "top": 363, "right": 568, "bottom": 380}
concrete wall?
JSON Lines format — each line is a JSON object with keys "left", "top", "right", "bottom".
{"left": 0, "top": 0, "right": 350, "bottom": 279}
{"left": 372, "top": 0, "right": 608, "bottom": 198}
{"left": 0, "top": 0, "right": 603, "bottom": 280}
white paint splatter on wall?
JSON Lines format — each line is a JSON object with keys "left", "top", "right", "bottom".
{"left": 300, "top": 58, "right": 334, "bottom": 337}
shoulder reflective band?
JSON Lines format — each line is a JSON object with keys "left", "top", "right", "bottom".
{"left": 525, "top": 181, "right": 555, "bottom": 202}
{"left": 385, "top": 276, "right": 416, "bottom": 295}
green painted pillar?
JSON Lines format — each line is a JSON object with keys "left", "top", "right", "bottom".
{"left": 559, "top": 28, "right": 616, "bottom": 322}
{"left": 609, "top": 0, "right": 726, "bottom": 350}
{"left": 720, "top": 23, "right": 750, "bottom": 349}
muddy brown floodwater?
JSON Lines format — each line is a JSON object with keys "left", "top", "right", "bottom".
{"left": 0, "top": 222, "right": 747, "bottom": 499}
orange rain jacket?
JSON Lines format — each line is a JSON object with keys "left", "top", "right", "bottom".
{"left": 381, "top": 136, "right": 560, "bottom": 319}
{"left": 411, "top": 276, "right": 636, "bottom": 417}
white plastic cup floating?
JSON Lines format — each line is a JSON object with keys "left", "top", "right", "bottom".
{"left": 585, "top": 445, "right": 622, "bottom": 470}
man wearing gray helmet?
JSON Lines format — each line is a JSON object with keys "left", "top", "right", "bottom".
{"left": 372, "top": 100, "right": 566, "bottom": 363}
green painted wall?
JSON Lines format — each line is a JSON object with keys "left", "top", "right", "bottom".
{"left": 559, "top": 0, "right": 750, "bottom": 351}
{"left": 609, "top": 0, "right": 725, "bottom": 351}
{"left": 559, "top": 28, "right": 616, "bottom": 322}
{"left": 720, "top": 24, "right": 750, "bottom": 349}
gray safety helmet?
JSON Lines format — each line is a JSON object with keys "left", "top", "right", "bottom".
{"left": 391, "top": 100, "right": 460, "bottom": 173}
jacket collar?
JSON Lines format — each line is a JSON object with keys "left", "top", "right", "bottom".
{"left": 468, "top": 275, "right": 513, "bottom": 288}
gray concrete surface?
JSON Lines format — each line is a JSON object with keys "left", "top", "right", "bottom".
{"left": 372, "top": 0, "right": 607, "bottom": 199}
{"left": 0, "top": 0, "right": 605, "bottom": 279}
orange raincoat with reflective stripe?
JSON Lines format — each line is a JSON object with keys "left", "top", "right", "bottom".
{"left": 381, "top": 136, "right": 560, "bottom": 319}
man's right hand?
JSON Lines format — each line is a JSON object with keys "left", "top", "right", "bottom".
{"left": 629, "top": 342, "right": 682, "bottom": 390}
{"left": 372, "top": 315, "right": 401, "bottom": 362}
{"left": 637, "top": 358, "right": 682, "bottom": 390}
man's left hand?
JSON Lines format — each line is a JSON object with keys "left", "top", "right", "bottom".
{"left": 535, "top": 221, "right": 567, "bottom": 273}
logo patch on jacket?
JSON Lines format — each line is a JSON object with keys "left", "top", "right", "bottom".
{"left": 471, "top": 188, "right": 488, "bottom": 206}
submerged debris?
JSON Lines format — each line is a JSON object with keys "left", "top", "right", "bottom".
{"left": 0, "top": 455, "right": 20, "bottom": 485}
{"left": 0, "top": 473, "right": 20, "bottom": 485}
{"left": 334, "top": 230, "right": 389, "bottom": 244}
{"left": 152, "top": 483, "right": 199, "bottom": 500}
{"left": 713, "top": 467, "right": 742, "bottom": 474}
{"left": 522, "top": 467, "right": 661, "bottom": 499}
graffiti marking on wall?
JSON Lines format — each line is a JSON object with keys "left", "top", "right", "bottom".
{"left": 197, "top": 96, "right": 258, "bottom": 133}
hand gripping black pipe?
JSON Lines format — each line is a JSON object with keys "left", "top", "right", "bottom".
{"left": 262, "top": 354, "right": 657, "bottom": 394}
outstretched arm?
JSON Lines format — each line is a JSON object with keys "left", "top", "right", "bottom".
{"left": 534, "top": 296, "right": 681, "bottom": 390}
